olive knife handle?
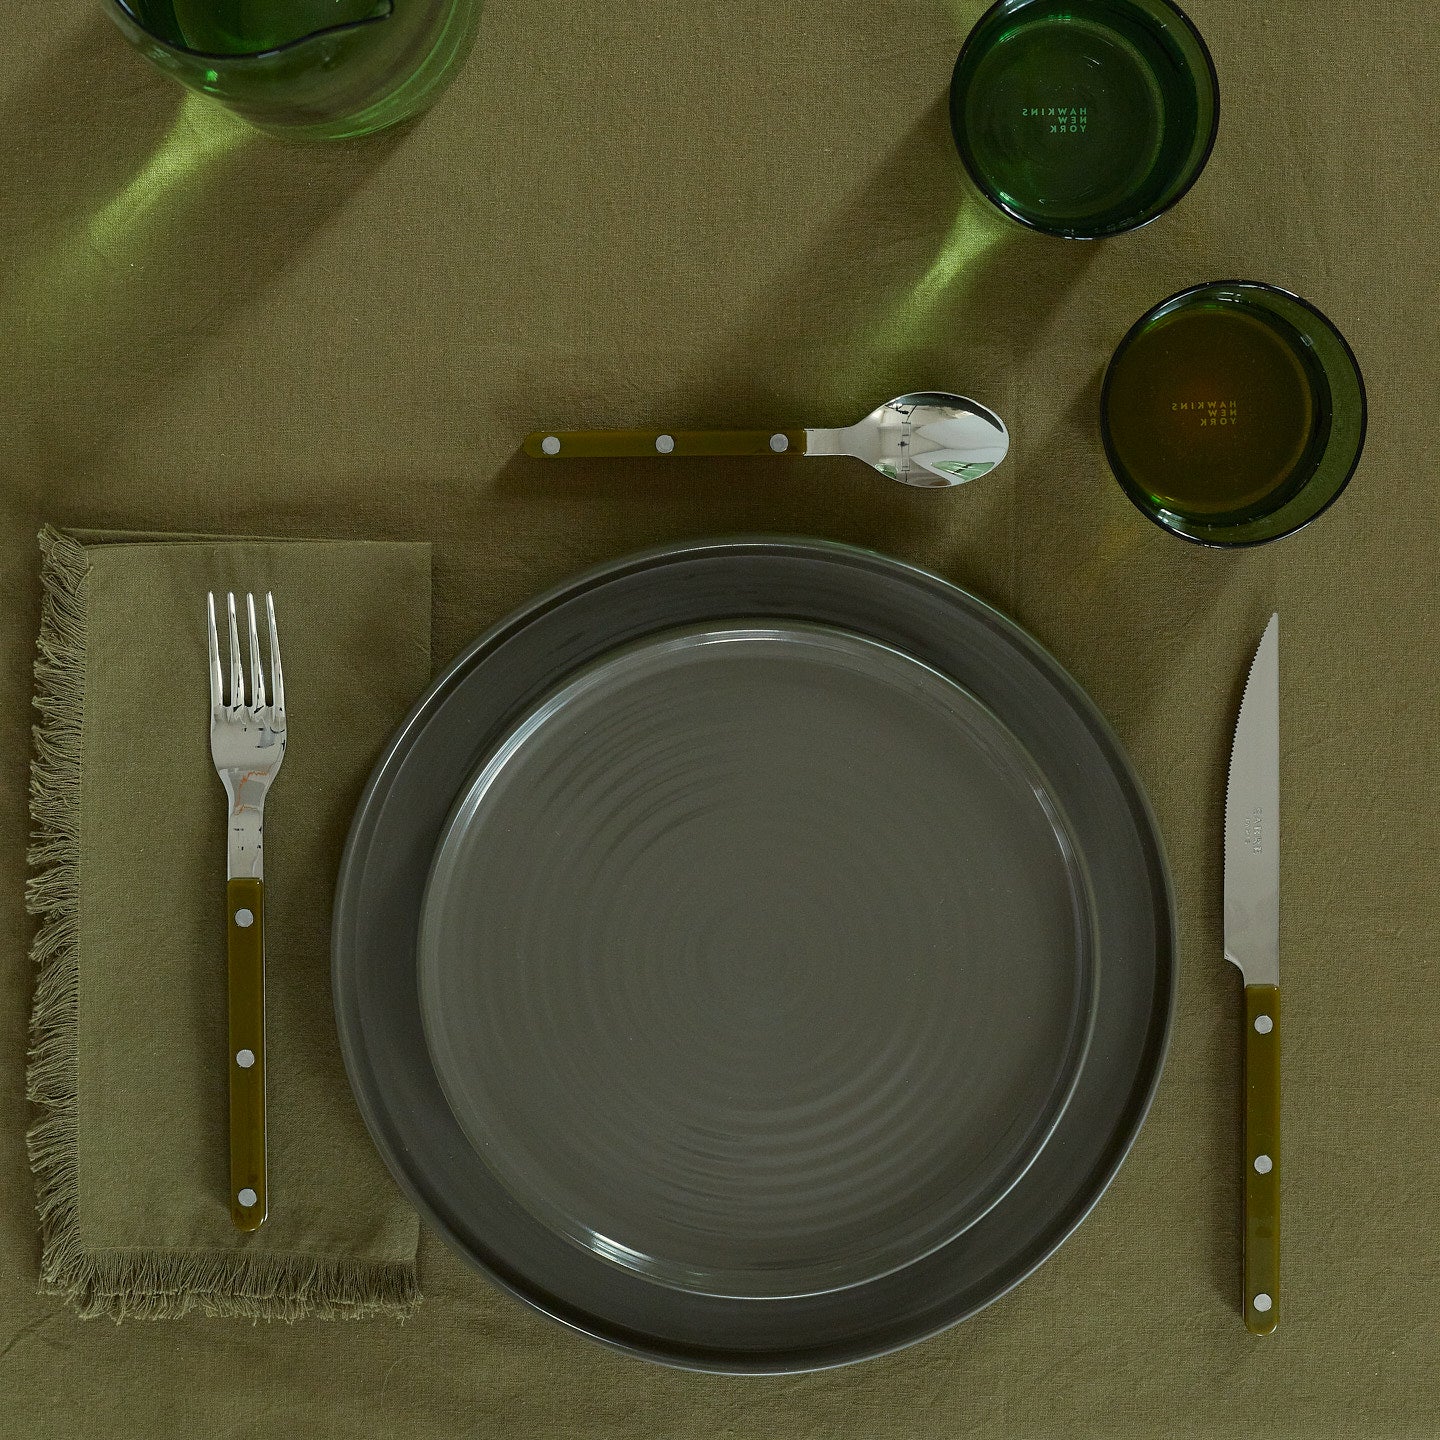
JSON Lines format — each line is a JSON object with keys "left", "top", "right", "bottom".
{"left": 227, "top": 876, "right": 267, "bottom": 1232}
{"left": 523, "top": 429, "right": 807, "bottom": 459}
{"left": 1244, "top": 984, "right": 1279, "bottom": 1333}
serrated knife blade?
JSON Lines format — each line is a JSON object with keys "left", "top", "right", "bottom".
{"left": 1224, "top": 613, "right": 1280, "bottom": 1336}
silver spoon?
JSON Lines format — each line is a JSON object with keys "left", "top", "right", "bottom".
{"left": 523, "top": 391, "right": 1010, "bottom": 490}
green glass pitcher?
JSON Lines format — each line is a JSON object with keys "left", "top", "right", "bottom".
{"left": 105, "top": 1, "right": 482, "bottom": 139}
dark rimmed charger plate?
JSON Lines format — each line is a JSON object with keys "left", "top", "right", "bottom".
{"left": 333, "top": 538, "right": 1176, "bottom": 1372}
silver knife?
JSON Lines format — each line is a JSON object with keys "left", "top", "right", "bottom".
{"left": 1224, "top": 613, "right": 1280, "bottom": 1334}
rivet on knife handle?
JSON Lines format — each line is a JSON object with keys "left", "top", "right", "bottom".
{"left": 1244, "top": 984, "right": 1279, "bottom": 1333}
{"left": 228, "top": 876, "right": 267, "bottom": 1232}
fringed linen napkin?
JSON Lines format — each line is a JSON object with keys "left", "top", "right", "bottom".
{"left": 27, "top": 528, "right": 430, "bottom": 1319}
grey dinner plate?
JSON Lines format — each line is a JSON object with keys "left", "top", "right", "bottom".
{"left": 417, "top": 621, "right": 1096, "bottom": 1302}
{"left": 333, "top": 538, "right": 1176, "bottom": 1372}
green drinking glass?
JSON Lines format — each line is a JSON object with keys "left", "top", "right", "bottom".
{"left": 1100, "top": 281, "right": 1367, "bottom": 547}
{"left": 949, "top": 0, "right": 1219, "bottom": 238}
{"left": 104, "top": 0, "right": 482, "bottom": 139}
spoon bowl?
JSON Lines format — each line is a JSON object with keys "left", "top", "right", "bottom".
{"left": 806, "top": 391, "right": 1010, "bottom": 488}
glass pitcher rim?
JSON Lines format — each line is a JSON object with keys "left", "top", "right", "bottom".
{"left": 108, "top": 0, "right": 397, "bottom": 63}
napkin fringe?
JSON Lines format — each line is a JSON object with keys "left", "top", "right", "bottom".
{"left": 55, "top": 1250, "right": 420, "bottom": 1323}
{"left": 26, "top": 526, "right": 89, "bottom": 1310}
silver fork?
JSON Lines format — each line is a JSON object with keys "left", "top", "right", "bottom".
{"left": 207, "top": 591, "right": 287, "bottom": 1233}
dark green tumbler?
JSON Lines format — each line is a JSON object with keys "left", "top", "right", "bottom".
{"left": 1101, "top": 281, "right": 1367, "bottom": 546}
{"left": 950, "top": 0, "right": 1219, "bottom": 238}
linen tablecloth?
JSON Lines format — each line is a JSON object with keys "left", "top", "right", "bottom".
{"left": 1, "top": 1, "right": 1434, "bottom": 1434}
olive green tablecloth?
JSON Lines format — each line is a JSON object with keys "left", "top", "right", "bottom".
{"left": 1, "top": 1, "right": 1435, "bottom": 1435}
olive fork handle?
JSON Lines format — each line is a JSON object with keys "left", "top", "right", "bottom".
{"left": 228, "top": 876, "right": 267, "bottom": 1231}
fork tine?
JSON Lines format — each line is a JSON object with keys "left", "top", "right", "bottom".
{"left": 266, "top": 592, "right": 285, "bottom": 718}
{"left": 226, "top": 592, "right": 244, "bottom": 708}
{"left": 207, "top": 593, "right": 223, "bottom": 710}
{"left": 246, "top": 594, "right": 266, "bottom": 710}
